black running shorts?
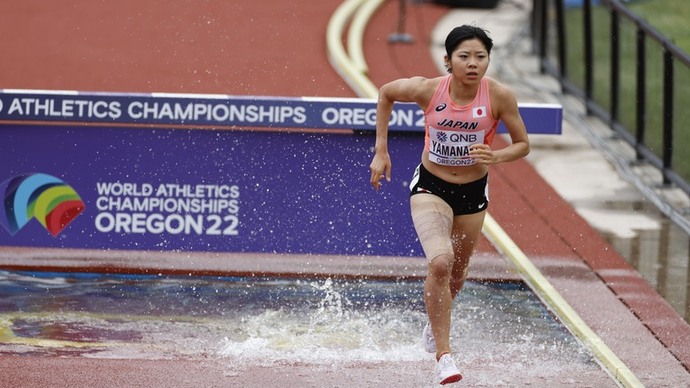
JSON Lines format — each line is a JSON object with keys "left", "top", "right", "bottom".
{"left": 409, "top": 163, "right": 489, "bottom": 216}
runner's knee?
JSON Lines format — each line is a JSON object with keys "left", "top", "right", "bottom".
{"left": 428, "top": 252, "right": 454, "bottom": 279}
{"left": 411, "top": 196, "right": 455, "bottom": 265}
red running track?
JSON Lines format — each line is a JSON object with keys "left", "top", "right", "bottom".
{"left": 1, "top": 0, "right": 689, "bottom": 386}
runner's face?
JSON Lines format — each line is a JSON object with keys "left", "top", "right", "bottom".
{"left": 445, "top": 38, "right": 489, "bottom": 83}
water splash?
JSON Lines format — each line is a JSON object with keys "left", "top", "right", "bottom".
{"left": 308, "top": 278, "right": 351, "bottom": 329}
{"left": 218, "top": 277, "right": 427, "bottom": 366}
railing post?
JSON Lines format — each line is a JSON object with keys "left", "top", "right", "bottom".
{"left": 584, "top": 0, "right": 594, "bottom": 115}
{"left": 662, "top": 49, "right": 674, "bottom": 185}
{"left": 538, "top": 0, "right": 548, "bottom": 73}
{"left": 610, "top": 9, "right": 620, "bottom": 128}
{"left": 554, "top": 0, "right": 567, "bottom": 91}
{"left": 530, "top": 0, "right": 538, "bottom": 52}
{"left": 635, "top": 27, "right": 646, "bottom": 162}
{"left": 388, "top": 0, "right": 414, "bottom": 44}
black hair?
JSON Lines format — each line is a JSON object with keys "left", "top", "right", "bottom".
{"left": 444, "top": 25, "right": 493, "bottom": 58}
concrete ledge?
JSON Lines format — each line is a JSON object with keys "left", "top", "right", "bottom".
{"left": 0, "top": 246, "right": 518, "bottom": 282}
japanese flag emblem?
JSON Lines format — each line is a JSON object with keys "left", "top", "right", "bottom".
{"left": 472, "top": 106, "right": 487, "bottom": 118}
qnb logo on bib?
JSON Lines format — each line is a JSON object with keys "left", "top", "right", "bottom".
{"left": 428, "top": 127, "right": 485, "bottom": 166}
{"left": 436, "top": 131, "right": 448, "bottom": 142}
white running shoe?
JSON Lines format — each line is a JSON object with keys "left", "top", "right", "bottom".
{"left": 435, "top": 353, "right": 463, "bottom": 385}
{"left": 422, "top": 322, "right": 436, "bottom": 353}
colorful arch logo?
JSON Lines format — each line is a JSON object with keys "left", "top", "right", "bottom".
{"left": 0, "top": 173, "right": 85, "bottom": 237}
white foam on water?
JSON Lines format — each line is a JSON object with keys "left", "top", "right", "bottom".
{"left": 217, "top": 278, "right": 429, "bottom": 365}
{"left": 217, "top": 308, "right": 428, "bottom": 365}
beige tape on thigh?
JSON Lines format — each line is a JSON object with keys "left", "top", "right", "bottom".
{"left": 410, "top": 195, "right": 454, "bottom": 262}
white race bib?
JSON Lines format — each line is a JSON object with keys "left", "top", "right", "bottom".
{"left": 428, "top": 127, "right": 485, "bottom": 166}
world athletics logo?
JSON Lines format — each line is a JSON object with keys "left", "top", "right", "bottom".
{"left": 0, "top": 173, "right": 85, "bottom": 236}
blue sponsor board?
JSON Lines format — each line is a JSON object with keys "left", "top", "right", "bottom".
{"left": 0, "top": 90, "right": 561, "bottom": 258}
{"left": 0, "top": 122, "right": 424, "bottom": 256}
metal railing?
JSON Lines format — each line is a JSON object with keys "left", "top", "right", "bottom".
{"left": 531, "top": 0, "right": 690, "bottom": 197}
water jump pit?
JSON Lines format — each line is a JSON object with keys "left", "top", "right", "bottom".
{"left": 0, "top": 269, "right": 618, "bottom": 386}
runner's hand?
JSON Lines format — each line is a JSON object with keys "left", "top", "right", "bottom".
{"left": 469, "top": 144, "right": 494, "bottom": 165}
{"left": 369, "top": 152, "right": 391, "bottom": 191}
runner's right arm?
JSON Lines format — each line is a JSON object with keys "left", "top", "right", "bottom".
{"left": 369, "top": 77, "right": 435, "bottom": 191}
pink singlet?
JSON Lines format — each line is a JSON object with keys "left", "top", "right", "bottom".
{"left": 423, "top": 75, "right": 499, "bottom": 167}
